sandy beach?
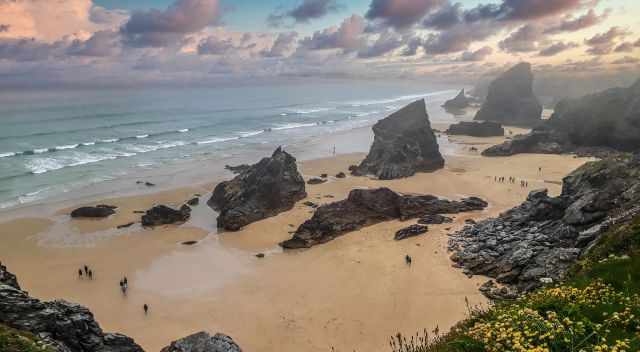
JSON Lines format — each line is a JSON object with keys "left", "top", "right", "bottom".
{"left": 0, "top": 131, "right": 592, "bottom": 352}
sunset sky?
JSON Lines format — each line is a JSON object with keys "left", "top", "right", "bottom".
{"left": 0, "top": 0, "right": 638, "bottom": 88}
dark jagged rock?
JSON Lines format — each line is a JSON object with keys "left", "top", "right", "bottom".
{"left": 280, "top": 187, "right": 487, "bottom": 249}
{"left": 320, "top": 173, "right": 328, "bottom": 178}
{"left": 418, "top": 214, "right": 453, "bottom": 225}
{"left": 448, "top": 155, "right": 640, "bottom": 296}
{"left": 225, "top": 164, "right": 251, "bottom": 174}
{"left": 307, "top": 177, "right": 326, "bottom": 185}
{"left": 335, "top": 172, "right": 346, "bottom": 178}
{"left": 0, "top": 265, "right": 143, "bottom": 352}
{"left": 481, "top": 128, "right": 569, "bottom": 156}
{"left": 303, "top": 201, "right": 318, "bottom": 208}
{"left": 0, "top": 263, "right": 19, "bottom": 290}
{"left": 474, "top": 63, "right": 542, "bottom": 126}
{"left": 443, "top": 89, "right": 472, "bottom": 110}
{"left": 141, "top": 205, "right": 191, "bottom": 227}
{"left": 208, "top": 147, "right": 306, "bottom": 231}
{"left": 70, "top": 205, "right": 116, "bottom": 218}
{"left": 352, "top": 100, "right": 444, "bottom": 180}
{"left": 394, "top": 224, "right": 428, "bottom": 241}
{"left": 117, "top": 222, "right": 135, "bottom": 229}
{"left": 187, "top": 197, "right": 200, "bottom": 206}
{"left": 182, "top": 241, "right": 198, "bottom": 245}
{"left": 446, "top": 121, "right": 504, "bottom": 137}
{"left": 160, "top": 331, "right": 241, "bottom": 352}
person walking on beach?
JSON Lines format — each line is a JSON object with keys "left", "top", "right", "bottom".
{"left": 78, "top": 269, "right": 83, "bottom": 279}
{"left": 84, "top": 265, "right": 89, "bottom": 276}
{"left": 88, "top": 269, "right": 93, "bottom": 280}
{"left": 143, "top": 304, "right": 149, "bottom": 315}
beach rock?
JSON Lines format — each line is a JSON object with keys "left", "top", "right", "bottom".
{"left": 474, "top": 62, "right": 542, "bottom": 126}
{"left": 0, "top": 264, "right": 143, "bottom": 352}
{"left": 0, "top": 263, "right": 19, "bottom": 290}
{"left": 352, "top": 100, "right": 444, "bottom": 180}
{"left": 141, "top": 205, "right": 191, "bottom": 227}
{"left": 335, "top": 172, "right": 346, "bottom": 178}
{"left": 418, "top": 214, "right": 453, "bottom": 225}
{"left": 280, "top": 188, "right": 487, "bottom": 249}
{"left": 182, "top": 241, "right": 198, "bottom": 245}
{"left": 145, "top": 182, "right": 156, "bottom": 187}
{"left": 187, "top": 197, "right": 200, "bottom": 206}
{"left": 70, "top": 205, "right": 116, "bottom": 218}
{"left": 442, "top": 89, "right": 472, "bottom": 110}
{"left": 320, "top": 173, "right": 328, "bottom": 178}
{"left": 448, "top": 154, "right": 640, "bottom": 295}
{"left": 255, "top": 253, "right": 265, "bottom": 258}
{"left": 394, "top": 224, "right": 428, "bottom": 240}
{"left": 307, "top": 177, "right": 326, "bottom": 185}
{"left": 446, "top": 121, "right": 504, "bottom": 137}
{"left": 160, "top": 331, "right": 242, "bottom": 352}
{"left": 481, "top": 128, "right": 569, "bottom": 156}
{"left": 208, "top": 147, "right": 306, "bottom": 231}
{"left": 117, "top": 222, "right": 135, "bottom": 229}
{"left": 303, "top": 201, "right": 318, "bottom": 208}
{"left": 225, "top": 164, "right": 251, "bottom": 174}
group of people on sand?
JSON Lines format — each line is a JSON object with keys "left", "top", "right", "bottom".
{"left": 494, "top": 176, "right": 528, "bottom": 188}
{"left": 76, "top": 266, "right": 149, "bottom": 315}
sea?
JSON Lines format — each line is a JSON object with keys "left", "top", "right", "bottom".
{"left": 0, "top": 79, "right": 469, "bottom": 212}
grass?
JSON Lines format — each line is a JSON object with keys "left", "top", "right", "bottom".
{"left": 0, "top": 324, "right": 56, "bottom": 352}
{"left": 389, "top": 215, "right": 640, "bottom": 352}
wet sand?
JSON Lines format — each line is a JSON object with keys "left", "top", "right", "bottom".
{"left": 0, "top": 132, "right": 592, "bottom": 352}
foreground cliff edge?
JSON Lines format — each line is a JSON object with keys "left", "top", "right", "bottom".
{"left": 0, "top": 263, "right": 242, "bottom": 352}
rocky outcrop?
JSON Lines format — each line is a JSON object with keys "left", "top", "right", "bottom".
{"left": 446, "top": 121, "right": 504, "bottom": 137}
{"left": 448, "top": 154, "right": 640, "bottom": 295}
{"left": 474, "top": 63, "right": 542, "bottom": 126}
{"left": 352, "top": 100, "right": 444, "bottom": 180}
{"left": 160, "top": 331, "right": 241, "bottom": 352}
{"left": 71, "top": 205, "right": 116, "bottom": 218}
{"left": 443, "top": 89, "right": 472, "bottom": 110}
{"left": 481, "top": 128, "right": 569, "bottom": 156}
{"left": 208, "top": 147, "right": 306, "bottom": 231}
{"left": 224, "top": 164, "right": 250, "bottom": 175}
{"left": 0, "top": 265, "right": 143, "bottom": 352}
{"left": 394, "top": 224, "right": 428, "bottom": 241}
{"left": 0, "top": 263, "right": 19, "bottom": 289}
{"left": 141, "top": 205, "right": 191, "bottom": 227}
{"left": 280, "top": 187, "right": 487, "bottom": 249}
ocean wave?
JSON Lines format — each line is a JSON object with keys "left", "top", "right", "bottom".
{"left": 178, "top": 128, "right": 189, "bottom": 133}
{"left": 196, "top": 137, "right": 239, "bottom": 145}
{"left": 272, "top": 122, "right": 318, "bottom": 131}
{"left": 346, "top": 90, "right": 456, "bottom": 107}
{"left": 26, "top": 152, "right": 135, "bottom": 175}
{"left": 55, "top": 144, "right": 80, "bottom": 150}
{"left": 288, "top": 107, "right": 333, "bottom": 115}
{"left": 136, "top": 134, "right": 150, "bottom": 139}
{"left": 238, "top": 130, "right": 264, "bottom": 138}
{"left": 0, "top": 152, "right": 16, "bottom": 158}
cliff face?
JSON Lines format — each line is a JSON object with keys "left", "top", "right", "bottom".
{"left": 208, "top": 147, "right": 307, "bottom": 231}
{"left": 0, "top": 265, "right": 143, "bottom": 352}
{"left": 353, "top": 100, "right": 444, "bottom": 180}
{"left": 446, "top": 121, "right": 504, "bottom": 137}
{"left": 449, "top": 154, "right": 640, "bottom": 294}
{"left": 474, "top": 63, "right": 542, "bottom": 126}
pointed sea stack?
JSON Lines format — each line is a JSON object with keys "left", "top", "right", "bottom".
{"left": 208, "top": 147, "right": 306, "bottom": 231}
{"left": 352, "top": 99, "right": 444, "bottom": 180}
{"left": 443, "top": 89, "right": 471, "bottom": 110}
{"left": 474, "top": 62, "right": 542, "bottom": 126}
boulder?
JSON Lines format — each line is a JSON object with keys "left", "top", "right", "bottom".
{"left": 335, "top": 172, "right": 346, "bottom": 178}
{"left": 70, "top": 205, "right": 116, "bottom": 218}
{"left": 280, "top": 187, "right": 487, "bottom": 249}
{"left": 0, "top": 264, "right": 144, "bottom": 352}
{"left": 352, "top": 100, "right": 444, "bottom": 179}
{"left": 225, "top": 164, "right": 250, "bottom": 174}
{"left": 446, "top": 121, "right": 504, "bottom": 137}
{"left": 187, "top": 197, "right": 200, "bottom": 206}
{"left": 394, "top": 224, "right": 428, "bottom": 240}
{"left": 418, "top": 214, "right": 453, "bottom": 225}
{"left": 208, "top": 147, "right": 306, "bottom": 231}
{"left": 442, "top": 89, "right": 472, "bottom": 110}
{"left": 141, "top": 205, "right": 191, "bottom": 227}
{"left": 307, "top": 177, "right": 326, "bottom": 185}
{"left": 474, "top": 62, "right": 542, "bottom": 126}
{"left": 160, "top": 331, "right": 241, "bottom": 352}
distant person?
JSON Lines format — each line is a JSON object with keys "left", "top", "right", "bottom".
{"left": 88, "top": 269, "right": 93, "bottom": 280}
{"left": 143, "top": 304, "right": 149, "bottom": 315}
{"left": 405, "top": 255, "right": 412, "bottom": 265}
{"left": 84, "top": 265, "right": 88, "bottom": 275}
{"left": 123, "top": 277, "right": 128, "bottom": 286}
{"left": 78, "top": 269, "right": 83, "bottom": 278}
{"left": 333, "top": 145, "right": 336, "bottom": 156}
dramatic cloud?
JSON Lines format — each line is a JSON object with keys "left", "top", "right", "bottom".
{"left": 197, "top": 36, "right": 235, "bottom": 55}
{"left": 545, "top": 9, "right": 609, "bottom": 34}
{"left": 67, "top": 30, "right": 121, "bottom": 57}
{"left": 299, "top": 15, "right": 365, "bottom": 51}
{"left": 422, "top": 3, "right": 461, "bottom": 30}
{"left": 0, "top": 24, "right": 9, "bottom": 33}
{"left": 496, "top": 0, "right": 586, "bottom": 21}
{"left": 401, "top": 36, "right": 423, "bottom": 56}
{"left": 261, "top": 32, "right": 298, "bottom": 57}
{"left": 366, "top": 0, "right": 444, "bottom": 29}
{"left": 538, "top": 41, "right": 578, "bottom": 56}
{"left": 460, "top": 46, "right": 493, "bottom": 61}
{"left": 498, "top": 24, "right": 545, "bottom": 53}
{"left": 121, "top": 0, "right": 220, "bottom": 47}
{"left": 357, "top": 31, "right": 406, "bottom": 58}
{"left": 268, "top": 0, "right": 342, "bottom": 27}
{"left": 584, "top": 27, "right": 630, "bottom": 55}
{"left": 0, "top": 38, "right": 65, "bottom": 61}
{"left": 422, "top": 20, "right": 497, "bottom": 54}
{"left": 611, "top": 56, "right": 639, "bottom": 65}
{"left": 614, "top": 42, "right": 635, "bottom": 53}
{"left": 89, "top": 6, "right": 129, "bottom": 26}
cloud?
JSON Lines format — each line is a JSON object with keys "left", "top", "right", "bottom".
{"left": 0, "top": 24, "right": 9, "bottom": 33}
{"left": 366, "top": 0, "right": 445, "bottom": 29}
{"left": 67, "top": 30, "right": 121, "bottom": 57}
{"left": 544, "top": 9, "right": 609, "bottom": 34}
{"left": 0, "top": 38, "right": 65, "bottom": 61}
{"left": 197, "top": 35, "right": 235, "bottom": 55}
{"left": 90, "top": 6, "right": 129, "bottom": 27}
{"left": 401, "top": 36, "right": 423, "bottom": 56}
{"left": 422, "top": 3, "right": 461, "bottom": 30}
{"left": 498, "top": 24, "right": 545, "bottom": 53}
{"left": 422, "top": 20, "right": 498, "bottom": 54}
{"left": 460, "top": 46, "right": 493, "bottom": 61}
{"left": 496, "top": 0, "right": 586, "bottom": 21}
{"left": 611, "top": 56, "right": 639, "bottom": 65}
{"left": 357, "top": 31, "right": 406, "bottom": 58}
{"left": 538, "top": 41, "right": 579, "bottom": 56}
{"left": 261, "top": 32, "right": 298, "bottom": 57}
{"left": 584, "top": 26, "right": 629, "bottom": 55}
{"left": 268, "top": 0, "right": 342, "bottom": 27}
{"left": 299, "top": 14, "right": 365, "bottom": 52}
{"left": 614, "top": 42, "right": 635, "bottom": 53}
{"left": 121, "top": 0, "right": 220, "bottom": 47}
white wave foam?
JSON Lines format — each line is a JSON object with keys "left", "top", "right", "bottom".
{"left": 81, "top": 142, "right": 96, "bottom": 146}
{"left": 178, "top": 128, "right": 189, "bottom": 133}
{"left": 272, "top": 122, "right": 317, "bottom": 131}
{"left": 26, "top": 158, "right": 66, "bottom": 174}
{"left": 347, "top": 90, "right": 456, "bottom": 107}
{"left": 238, "top": 130, "right": 263, "bottom": 138}
{"left": 56, "top": 144, "right": 79, "bottom": 150}
{"left": 136, "top": 134, "right": 150, "bottom": 139}
{"left": 100, "top": 138, "right": 119, "bottom": 143}
{"left": 290, "top": 107, "right": 332, "bottom": 114}
{"left": 34, "top": 148, "right": 48, "bottom": 154}
{"left": 0, "top": 152, "right": 16, "bottom": 158}
{"left": 197, "top": 137, "right": 239, "bottom": 145}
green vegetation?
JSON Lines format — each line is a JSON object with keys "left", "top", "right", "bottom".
{"left": 0, "top": 324, "right": 56, "bottom": 352}
{"left": 391, "top": 216, "right": 640, "bottom": 352}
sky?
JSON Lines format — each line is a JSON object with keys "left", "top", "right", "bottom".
{"left": 0, "top": 0, "right": 638, "bottom": 89}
